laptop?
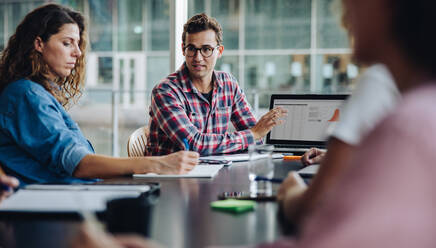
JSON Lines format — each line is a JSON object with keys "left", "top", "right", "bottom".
{"left": 266, "top": 94, "right": 348, "bottom": 154}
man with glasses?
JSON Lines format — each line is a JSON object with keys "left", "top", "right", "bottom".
{"left": 147, "top": 13, "right": 286, "bottom": 156}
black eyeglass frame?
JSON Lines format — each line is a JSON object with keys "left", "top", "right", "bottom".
{"left": 183, "top": 45, "right": 221, "bottom": 58}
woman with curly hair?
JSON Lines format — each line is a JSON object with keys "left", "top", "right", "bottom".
{"left": 0, "top": 4, "right": 198, "bottom": 185}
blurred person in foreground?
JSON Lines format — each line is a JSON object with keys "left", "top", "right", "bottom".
{"left": 269, "top": 0, "right": 436, "bottom": 247}
{"left": 0, "top": 4, "right": 199, "bottom": 185}
{"left": 277, "top": 0, "right": 401, "bottom": 227}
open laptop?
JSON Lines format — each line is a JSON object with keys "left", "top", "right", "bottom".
{"left": 266, "top": 94, "right": 348, "bottom": 154}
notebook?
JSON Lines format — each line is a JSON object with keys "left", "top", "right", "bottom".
{"left": 133, "top": 164, "right": 224, "bottom": 178}
{"left": 266, "top": 94, "right": 348, "bottom": 153}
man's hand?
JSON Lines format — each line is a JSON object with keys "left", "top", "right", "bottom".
{"left": 157, "top": 151, "right": 199, "bottom": 174}
{"left": 301, "top": 148, "right": 326, "bottom": 166}
{"left": 0, "top": 175, "right": 19, "bottom": 203}
{"left": 251, "top": 107, "right": 287, "bottom": 140}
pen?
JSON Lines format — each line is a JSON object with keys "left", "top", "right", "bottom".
{"left": 283, "top": 155, "right": 302, "bottom": 161}
{"left": 183, "top": 138, "right": 190, "bottom": 151}
{"left": 254, "top": 176, "right": 283, "bottom": 183}
{"left": 199, "top": 159, "right": 232, "bottom": 165}
{"left": 0, "top": 166, "right": 11, "bottom": 191}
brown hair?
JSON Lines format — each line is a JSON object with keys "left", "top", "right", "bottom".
{"left": 0, "top": 3, "right": 87, "bottom": 107}
{"left": 392, "top": 0, "right": 436, "bottom": 75}
{"left": 182, "top": 13, "right": 223, "bottom": 46}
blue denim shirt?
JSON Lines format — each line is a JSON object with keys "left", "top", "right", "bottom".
{"left": 0, "top": 79, "right": 95, "bottom": 185}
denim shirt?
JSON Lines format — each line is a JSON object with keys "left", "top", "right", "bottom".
{"left": 0, "top": 79, "right": 95, "bottom": 185}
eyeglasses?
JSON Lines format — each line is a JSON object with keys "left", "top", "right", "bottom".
{"left": 184, "top": 45, "right": 220, "bottom": 58}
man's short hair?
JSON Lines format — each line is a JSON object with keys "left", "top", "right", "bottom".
{"left": 182, "top": 13, "right": 223, "bottom": 46}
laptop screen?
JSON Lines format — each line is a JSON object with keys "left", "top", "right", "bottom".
{"left": 266, "top": 94, "right": 348, "bottom": 148}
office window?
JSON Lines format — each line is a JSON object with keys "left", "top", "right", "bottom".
{"left": 216, "top": 55, "right": 239, "bottom": 80}
{"left": 146, "top": 0, "right": 170, "bottom": 51}
{"left": 316, "top": 0, "right": 348, "bottom": 49}
{"left": 146, "top": 56, "right": 170, "bottom": 91}
{"left": 88, "top": 0, "right": 113, "bottom": 51}
{"left": 58, "top": 0, "right": 84, "bottom": 11}
{"left": 118, "top": 0, "right": 143, "bottom": 51}
{"left": 98, "top": 57, "right": 113, "bottom": 86}
{"left": 245, "top": 0, "right": 311, "bottom": 49}
{"left": 212, "top": 0, "right": 239, "bottom": 50}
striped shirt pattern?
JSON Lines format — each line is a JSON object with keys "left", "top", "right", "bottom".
{"left": 147, "top": 63, "right": 257, "bottom": 155}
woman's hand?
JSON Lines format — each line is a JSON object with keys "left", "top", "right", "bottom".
{"left": 156, "top": 151, "right": 199, "bottom": 174}
{"left": 0, "top": 175, "right": 19, "bottom": 203}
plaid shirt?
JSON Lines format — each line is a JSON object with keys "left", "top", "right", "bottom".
{"left": 147, "top": 63, "right": 257, "bottom": 155}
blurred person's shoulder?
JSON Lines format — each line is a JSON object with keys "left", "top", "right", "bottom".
{"left": 382, "top": 83, "right": 436, "bottom": 144}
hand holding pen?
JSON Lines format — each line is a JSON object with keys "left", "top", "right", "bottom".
{"left": 0, "top": 167, "right": 19, "bottom": 203}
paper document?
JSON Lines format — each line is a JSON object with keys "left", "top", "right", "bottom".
{"left": 297, "top": 164, "right": 320, "bottom": 176}
{"left": 133, "top": 164, "right": 224, "bottom": 178}
{"left": 201, "top": 153, "right": 284, "bottom": 162}
{"left": 0, "top": 190, "right": 142, "bottom": 212}
{"left": 25, "top": 184, "right": 151, "bottom": 192}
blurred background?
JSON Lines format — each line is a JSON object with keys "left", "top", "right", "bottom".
{"left": 0, "top": 0, "right": 360, "bottom": 156}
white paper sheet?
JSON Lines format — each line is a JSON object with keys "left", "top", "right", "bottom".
{"left": 133, "top": 164, "right": 224, "bottom": 178}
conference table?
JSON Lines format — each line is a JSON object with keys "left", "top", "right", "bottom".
{"left": 0, "top": 159, "right": 304, "bottom": 248}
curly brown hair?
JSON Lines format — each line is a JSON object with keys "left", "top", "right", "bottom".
{"left": 0, "top": 3, "right": 87, "bottom": 108}
{"left": 182, "top": 13, "right": 223, "bottom": 46}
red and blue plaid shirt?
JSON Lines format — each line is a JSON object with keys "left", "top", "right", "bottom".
{"left": 146, "top": 63, "right": 258, "bottom": 156}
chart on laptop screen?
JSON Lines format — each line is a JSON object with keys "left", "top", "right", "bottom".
{"left": 270, "top": 99, "right": 344, "bottom": 141}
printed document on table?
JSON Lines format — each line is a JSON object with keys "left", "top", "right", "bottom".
{"left": 133, "top": 164, "right": 224, "bottom": 178}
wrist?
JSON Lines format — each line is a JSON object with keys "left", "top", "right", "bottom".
{"left": 250, "top": 128, "right": 260, "bottom": 140}
{"left": 136, "top": 156, "right": 160, "bottom": 174}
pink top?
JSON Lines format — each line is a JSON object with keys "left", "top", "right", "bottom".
{"left": 265, "top": 84, "right": 436, "bottom": 248}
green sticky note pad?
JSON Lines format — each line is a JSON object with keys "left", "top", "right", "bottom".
{"left": 210, "top": 199, "right": 256, "bottom": 213}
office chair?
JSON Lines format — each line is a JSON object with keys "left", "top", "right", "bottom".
{"left": 127, "top": 126, "right": 149, "bottom": 157}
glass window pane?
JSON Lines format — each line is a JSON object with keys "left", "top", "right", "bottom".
{"left": 146, "top": 55, "right": 170, "bottom": 91}
{"left": 216, "top": 55, "right": 239, "bottom": 81}
{"left": 88, "top": 0, "right": 113, "bottom": 51}
{"left": 188, "top": 0, "right": 205, "bottom": 17}
{"left": 98, "top": 57, "right": 113, "bottom": 86}
{"left": 245, "top": 0, "right": 311, "bottom": 49}
{"left": 57, "top": 0, "right": 84, "bottom": 12}
{"left": 146, "top": 0, "right": 169, "bottom": 51}
{"left": 71, "top": 91, "right": 113, "bottom": 156}
{"left": 118, "top": 0, "right": 143, "bottom": 51}
{"left": 314, "top": 54, "right": 358, "bottom": 93}
{"left": 211, "top": 0, "right": 239, "bottom": 50}
{"left": 316, "top": 0, "right": 349, "bottom": 48}
{"left": 244, "top": 54, "right": 310, "bottom": 108}
{"left": 8, "top": 2, "right": 44, "bottom": 35}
